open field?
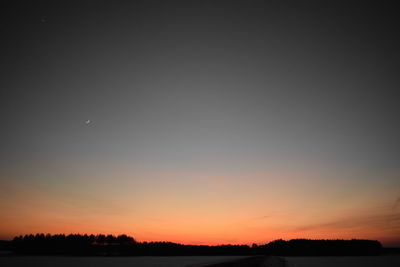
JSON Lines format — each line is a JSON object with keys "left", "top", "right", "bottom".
{"left": 2, "top": 254, "right": 400, "bottom": 267}
{"left": 285, "top": 255, "right": 400, "bottom": 267}
{"left": 0, "top": 255, "right": 251, "bottom": 267}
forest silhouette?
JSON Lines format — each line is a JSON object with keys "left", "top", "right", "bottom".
{"left": 1, "top": 234, "right": 384, "bottom": 256}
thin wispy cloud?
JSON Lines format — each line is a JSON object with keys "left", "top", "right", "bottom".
{"left": 294, "top": 212, "right": 400, "bottom": 232}
{"left": 392, "top": 196, "right": 400, "bottom": 210}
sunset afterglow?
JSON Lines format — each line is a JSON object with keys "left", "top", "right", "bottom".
{"left": 1, "top": 1, "right": 399, "bottom": 247}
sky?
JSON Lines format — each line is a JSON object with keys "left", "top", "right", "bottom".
{"left": 1, "top": 0, "right": 399, "bottom": 246}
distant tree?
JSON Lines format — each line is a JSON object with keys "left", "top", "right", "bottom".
{"left": 116, "top": 234, "right": 136, "bottom": 244}
{"left": 9, "top": 234, "right": 383, "bottom": 256}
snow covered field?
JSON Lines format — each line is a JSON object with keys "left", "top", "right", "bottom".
{"left": 285, "top": 255, "right": 400, "bottom": 267}
{"left": 0, "top": 255, "right": 249, "bottom": 267}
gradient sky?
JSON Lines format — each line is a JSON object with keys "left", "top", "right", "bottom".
{"left": 1, "top": 0, "right": 400, "bottom": 246}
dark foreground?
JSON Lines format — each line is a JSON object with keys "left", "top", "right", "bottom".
{"left": 0, "top": 255, "right": 277, "bottom": 267}
{"left": 4, "top": 235, "right": 383, "bottom": 256}
{"left": 204, "top": 256, "right": 267, "bottom": 266}
{"left": 285, "top": 255, "right": 400, "bottom": 267}
{"left": 2, "top": 255, "right": 400, "bottom": 267}
{"left": 205, "top": 256, "right": 286, "bottom": 267}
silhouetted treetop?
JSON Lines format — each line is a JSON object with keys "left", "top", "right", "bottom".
{"left": 9, "top": 234, "right": 382, "bottom": 256}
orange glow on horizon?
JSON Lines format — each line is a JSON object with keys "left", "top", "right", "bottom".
{"left": 1, "top": 168, "right": 399, "bottom": 246}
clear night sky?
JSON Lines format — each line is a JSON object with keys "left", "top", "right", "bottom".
{"left": 1, "top": 0, "right": 399, "bottom": 245}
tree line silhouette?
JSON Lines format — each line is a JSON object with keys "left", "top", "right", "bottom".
{"left": 2, "top": 234, "right": 383, "bottom": 256}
